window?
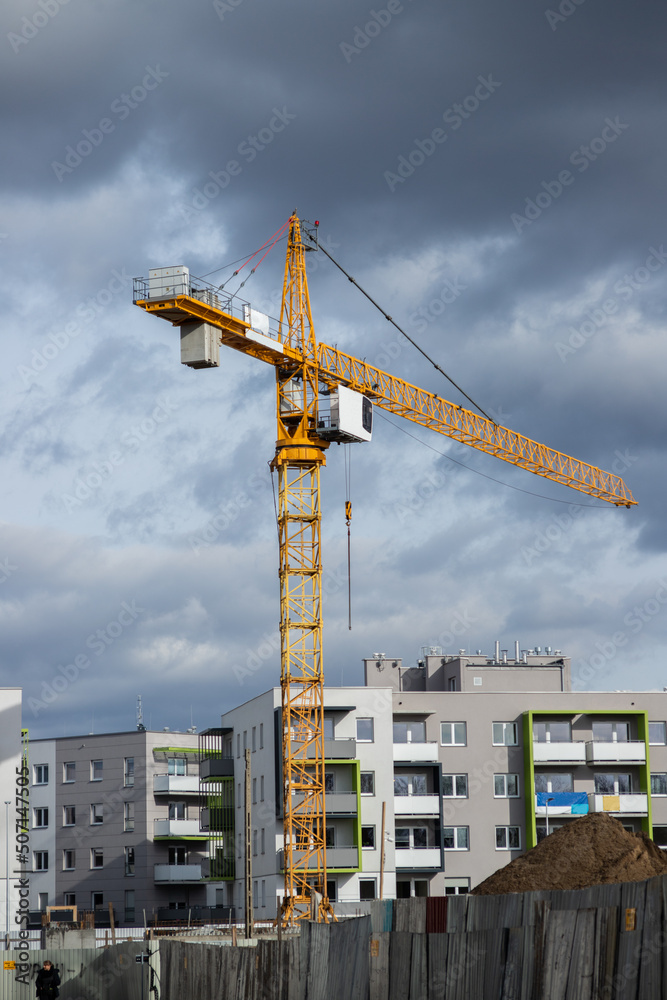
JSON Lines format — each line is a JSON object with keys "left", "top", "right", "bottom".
{"left": 324, "top": 772, "right": 335, "bottom": 793}
{"left": 442, "top": 774, "right": 468, "bottom": 798}
{"left": 394, "top": 774, "right": 428, "bottom": 796}
{"left": 34, "top": 851, "right": 48, "bottom": 871}
{"left": 494, "top": 774, "right": 520, "bottom": 798}
{"left": 356, "top": 718, "right": 374, "bottom": 742}
{"left": 169, "top": 846, "right": 186, "bottom": 865}
{"left": 361, "top": 826, "right": 375, "bottom": 849}
{"left": 533, "top": 721, "right": 572, "bottom": 744}
{"left": 441, "top": 722, "right": 466, "bottom": 746}
{"left": 651, "top": 774, "right": 667, "bottom": 796}
{"left": 592, "top": 721, "right": 629, "bottom": 743}
{"left": 63, "top": 806, "right": 75, "bottom": 826}
{"left": 125, "top": 890, "right": 135, "bottom": 923}
{"left": 492, "top": 722, "right": 518, "bottom": 746}
{"left": 237, "top": 783, "right": 241, "bottom": 807}
{"left": 443, "top": 827, "right": 469, "bottom": 850}
{"left": 594, "top": 773, "right": 631, "bottom": 795}
{"left": 169, "top": 802, "right": 186, "bottom": 820}
{"left": 237, "top": 734, "right": 241, "bottom": 758}
{"left": 359, "top": 880, "right": 376, "bottom": 901}
{"left": 243, "top": 731, "right": 247, "bottom": 752}
{"left": 91, "top": 760, "right": 103, "bottom": 781}
{"left": 64, "top": 893, "right": 76, "bottom": 907}
{"left": 395, "top": 827, "right": 429, "bottom": 849}
{"left": 34, "top": 807, "right": 48, "bottom": 828}
{"left": 91, "top": 892, "right": 103, "bottom": 909}
{"left": 397, "top": 879, "right": 430, "bottom": 898}
{"left": 63, "top": 850, "right": 75, "bottom": 871}
{"left": 444, "top": 879, "right": 470, "bottom": 895}
{"left": 253, "top": 830, "right": 258, "bottom": 856}
{"left": 260, "top": 723, "right": 264, "bottom": 749}
{"left": 124, "top": 802, "right": 135, "bottom": 832}
{"left": 326, "top": 880, "right": 337, "bottom": 902}
{"left": 496, "top": 826, "right": 521, "bottom": 850}
{"left": 91, "top": 849, "right": 103, "bottom": 869}
{"left": 261, "top": 828, "right": 265, "bottom": 854}
{"left": 124, "top": 758, "right": 135, "bottom": 786}
{"left": 393, "top": 720, "right": 426, "bottom": 744}
{"left": 360, "top": 772, "right": 375, "bottom": 795}
{"left": 326, "top": 827, "right": 335, "bottom": 847}
{"left": 252, "top": 727, "right": 256, "bottom": 752}
{"left": 323, "top": 716, "right": 334, "bottom": 740}
{"left": 63, "top": 761, "right": 75, "bottom": 783}
{"left": 261, "top": 880, "right": 266, "bottom": 908}
{"left": 260, "top": 775, "right": 264, "bottom": 801}
{"left": 34, "top": 764, "right": 48, "bottom": 785}
{"left": 534, "top": 772, "right": 573, "bottom": 794}
{"left": 90, "top": 803, "right": 103, "bottom": 825}
{"left": 448, "top": 677, "right": 457, "bottom": 691}
{"left": 653, "top": 826, "right": 667, "bottom": 848}
{"left": 253, "top": 880, "right": 258, "bottom": 908}
{"left": 252, "top": 778, "right": 257, "bottom": 803}
{"left": 168, "top": 759, "right": 186, "bottom": 776}
{"left": 125, "top": 847, "right": 135, "bottom": 875}
{"left": 649, "top": 722, "right": 667, "bottom": 745}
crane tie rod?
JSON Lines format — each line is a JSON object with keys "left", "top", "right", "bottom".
{"left": 310, "top": 235, "right": 497, "bottom": 425}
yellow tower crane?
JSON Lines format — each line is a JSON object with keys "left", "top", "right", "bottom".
{"left": 133, "top": 213, "right": 636, "bottom": 926}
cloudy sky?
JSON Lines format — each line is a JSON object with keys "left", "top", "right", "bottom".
{"left": 1, "top": 0, "right": 666, "bottom": 739}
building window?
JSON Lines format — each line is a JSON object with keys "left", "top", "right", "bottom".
{"left": 63, "top": 761, "right": 75, "bottom": 783}
{"left": 125, "top": 847, "right": 135, "bottom": 876}
{"left": 168, "top": 759, "right": 186, "bottom": 776}
{"left": 124, "top": 802, "right": 135, "bottom": 832}
{"left": 651, "top": 773, "right": 667, "bottom": 796}
{"left": 442, "top": 774, "right": 467, "bottom": 798}
{"left": 492, "top": 722, "right": 518, "bottom": 746}
{"left": 252, "top": 778, "right": 257, "bottom": 804}
{"left": 34, "top": 764, "right": 48, "bottom": 785}
{"left": 325, "top": 772, "right": 335, "bottom": 793}
{"left": 653, "top": 826, "right": 667, "bottom": 848}
{"left": 533, "top": 720, "right": 572, "bottom": 743}
{"left": 237, "top": 734, "right": 241, "bottom": 758}
{"left": 90, "top": 760, "right": 103, "bottom": 781}
{"left": 592, "top": 721, "right": 629, "bottom": 743}
{"left": 169, "top": 846, "right": 186, "bottom": 865}
{"left": 393, "top": 720, "right": 426, "bottom": 744}
{"left": 326, "top": 880, "right": 337, "bottom": 902}
{"left": 63, "top": 806, "right": 75, "bottom": 826}
{"left": 261, "top": 880, "right": 266, "bottom": 908}
{"left": 360, "top": 772, "right": 375, "bottom": 795}
{"left": 124, "top": 758, "right": 135, "bottom": 786}
{"left": 444, "top": 879, "right": 470, "bottom": 896}
{"left": 90, "top": 804, "right": 103, "bottom": 825}
{"left": 441, "top": 722, "right": 466, "bottom": 746}
{"left": 594, "top": 773, "right": 631, "bottom": 795}
{"left": 260, "top": 775, "right": 265, "bottom": 801}
{"left": 91, "top": 849, "right": 104, "bottom": 869}
{"left": 125, "top": 890, "right": 135, "bottom": 923}
{"left": 243, "top": 731, "right": 247, "bottom": 752}
{"left": 361, "top": 826, "right": 375, "bottom": 849}
{"left": 34, "top": 851, "right": 48, "bottom": 871}
{"left": 64, "top": 893, "right": 76, "bottom": 907}
{"left": 443, "top": 827, "right": 469, "bottom": 850}
{"left": 448, "top": 677, "right": 456, "bottom": 691}
{"left": 252, "top": 727, "right": 257, "bottom": 752}
{"left": 649, "top": 722, "right": 667, "bottom": 745}
{"left": 91, "top": 893, "right": 103, "bottom": 909}
{"left": 63, "top": 850, "right": 75, "bottom": 871}
{"left": 359, "top": 880, "right": 376, "bottom": 901}
{"left": 534, "top": 773, "right": 572, "bottom": 794}
{"left": 260, "top": 723, "right": 264, "bottom": 749}
{"left": 326, "top": 826, "right": 335, "bottom": 847}
{"left": 237, "top": 783, "right": 241, "bottom": 807}
{"left": 261, "top": 829, "right": 265, "bottom": 855}
{"left": 169, "top": 802, "right": 186, "bottom": 820}
{"left": 394, "top": 774, "right": 428, "bottom": 796}
{"left": 252, "top": 830, "right": 258, "bottom": 857}
{"left": 356, "top": 718, "right": 374, "bottom": 743}
{"left": 323, "top": 716, "right": 334, "bottom": 740}
{"left": 396, "top": 827, "right": 429, "bottom": 849}
{"left": 34, "top": 807, "right": 48, "bottom": 829}
{"left": 496, "top": 826, "right": 521, "bottom": 850}
{"left": 494, "top": 774, "right": 520, "bottom": 798}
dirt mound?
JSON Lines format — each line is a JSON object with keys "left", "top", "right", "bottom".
{"left": 472, "top": 812, "right": 667, "bottom": 895}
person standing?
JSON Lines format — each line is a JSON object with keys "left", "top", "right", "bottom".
{"left": 35, "top": 960, "right": 60, "bottom": 999}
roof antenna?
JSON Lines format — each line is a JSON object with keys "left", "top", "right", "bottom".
{"left": 137, "top": 695, "right": 146, "bottom": 732}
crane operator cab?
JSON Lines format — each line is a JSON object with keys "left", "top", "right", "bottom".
{"left": 317, "top": 385, "right": 373, "bottom": 443}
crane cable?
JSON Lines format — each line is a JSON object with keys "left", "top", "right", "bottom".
{"left": 308, "top": 233, "right": 497, "bottom": 425}
{"left": 344, "top": 444, "right": 352, "bottom": 630}
{"left": 218, "top": 219, "right": 292, "bottom": 293}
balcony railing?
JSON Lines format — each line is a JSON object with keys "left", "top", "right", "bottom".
{"left": 306, "top": 739, "right": 357, "bottom": 759}
{"left": 278, "top": 846, "right": 359, "bottom": 870}
{"left": 153, "top": 819, "right": 206, "bottom": 838}
{"left": 589, "top": 793, "right": 648, "bottom": 815}
{"left": 395, "top": 847, "right": 441, "bottom": 869}
{"left": 532, "top": 741, "right": 587, "bottom": 763}
{"left": 200, "top": 758, "right": 235, "bottom": 781}
{"left": 154, "top": 864, "right": 202, "bottom": 882}
{"left": 394, "top": 795, "right": 440, "bottom": 816}
{"left": 393, "top": 742, "right": 439, "bottom": 763}
{"left": 585, "top": 741, "right": 646, "bottom": 764}
{"left": 154, "top": 774, "right": 200, "bottom": 794}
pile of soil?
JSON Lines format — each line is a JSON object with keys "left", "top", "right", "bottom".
{"left": 473, "top": 812, "right": 667, "bottom": 895}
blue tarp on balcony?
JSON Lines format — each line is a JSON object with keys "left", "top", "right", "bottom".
{"left": 535, "top": 792, "right": 589, "bottom": 815}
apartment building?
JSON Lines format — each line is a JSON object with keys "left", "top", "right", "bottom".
{"left": 28, "top": 729, "right": 207, "bottom": 922}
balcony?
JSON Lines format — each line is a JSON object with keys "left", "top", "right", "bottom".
{"left": 585, "top": 741, "right": 646, "bottom": 764}
{"left": 394, "top": 795, "right": 440, "bottom": 817}
{"left": 200, "top": 806, "right": 234, "bottom": 832}
{"left": 154, "top": 774, "right": 200, "bottom": 794}
{"left": 589, "top": 793, "right": 648, "bottom": 816}
{"left": 395, "top": 847, "right": 441, "bottom": 870}
{"left": 153, "top": 819, "right": 207, "bottom": 838}
{"left": 532, "top": 741, "right": 586, "bottom": 763}
{"left": 324, "top": 792, "right": 358, "bottom": 815}
{"left": 393, "top": 742, "right": 439, "bottom": 763}
{"left": 154, "top": 864, "right": 202, "bottom": 883}
{"left": 535, "top": 792, "right": 588, "bottom": 816}
{"left": 200, "top": 758, "right": 235, "bottom": 781}
{"left": 306, "top": 739, "right": 357, "bottom": 759}
{"left": 278, "top": 846, "right": 359, "bottom": 870}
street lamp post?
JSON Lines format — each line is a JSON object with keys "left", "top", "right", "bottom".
{"left": 545, "top": 796, "right": 555, "bottom": 838}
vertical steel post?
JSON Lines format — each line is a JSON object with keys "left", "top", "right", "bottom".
{"left": 245, "top": 749, "right": 253, "bottom": 938}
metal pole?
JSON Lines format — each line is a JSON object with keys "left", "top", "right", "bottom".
{"left": 379, "top": 801, "right": 386, "bottom": 900}
{"left": 244, "top": 749, "right": 253, "bottom": 939}
{"left": 545, "top": 797, "right": 554, "bottom": 838}
{"left": 4, "top": 801, "right": 10, "bottom": 946}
